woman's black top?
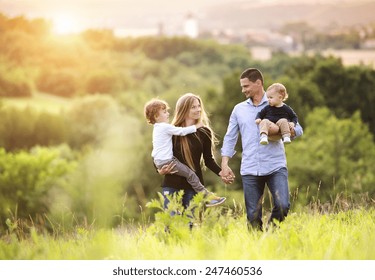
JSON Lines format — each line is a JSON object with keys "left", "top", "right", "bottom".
{"left": 162, "top": 127, "right": 221, "bottom": 191}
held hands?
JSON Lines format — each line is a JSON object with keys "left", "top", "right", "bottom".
{"left": 159, "top": 157, "right": 236, "bottom": 186}
{"left": 158, "top": 161, "right": 235, "bottom": 185}
{"left": 255, "top": 118, "right": 261, "bottom": 125}
{"left": 219, "top": 166, "right": 235, "bottom": 185}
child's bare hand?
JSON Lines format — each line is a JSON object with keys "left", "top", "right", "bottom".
{"left": 255, "top": 119, "right": 261, "bottom": 124}
{"left": 196, "top": 121, "right": 204, "bottom": 129}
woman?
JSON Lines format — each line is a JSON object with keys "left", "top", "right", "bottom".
{"left": 158, "top": 93, "right": 233, "bottom": 209}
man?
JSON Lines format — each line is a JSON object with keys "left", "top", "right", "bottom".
{"left": 220, "top": 68, "right": 303, "bottom": 230}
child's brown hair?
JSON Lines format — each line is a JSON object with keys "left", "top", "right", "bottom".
{"left": 144, "top": 98, "right": 169, "bottom": 124}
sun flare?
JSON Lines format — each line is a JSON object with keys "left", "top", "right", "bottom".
{"left": 52, "top": 14, "right": 80, "bottom": 35}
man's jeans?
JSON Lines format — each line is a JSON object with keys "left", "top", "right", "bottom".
{"left": 242, "top": 167, "right": 290, "bottom": 230}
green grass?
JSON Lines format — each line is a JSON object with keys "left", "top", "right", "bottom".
{"left": 1, "top": 207, "right": 374, "bottom": 260}
{"left": 1, "top": 93, "right": 71, "bottom": 114}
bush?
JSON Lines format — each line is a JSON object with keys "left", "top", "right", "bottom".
{"left": 0, "top": 146, "right": 77, "bottom": 233}
{"left": 85, "top": 71, "right": 120, "bottom": 94}
{"left": 34, "top": 112, "right": 68, "bottom": 146}
{"left": 65, "top": 95, "right": 121, "bottom": 149}
{"left": 0, "top": 107, "right": 37, "bottom": 151}
{"left": 36, "top": 70, "right": 77, "bottom": 97}
{"left": 0, "top": 63, "right": 32, "bottom": 97}
{"left": 0, "top": 107, "right": 67, "bottom": 151}
{"left": 0, "top": 76, "right": 31, "bottom": 97}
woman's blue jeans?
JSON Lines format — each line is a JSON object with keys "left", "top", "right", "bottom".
{"left": 242, "top": 167, "right": 290, "bottom": 230}
{"left": 161, "top": 187, "right": 196, "bottom": 229}
{"left": 162, "top": 186, "right": 196, "bottom": 212}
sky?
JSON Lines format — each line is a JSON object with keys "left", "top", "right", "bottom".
{"left": 0, "top": 0, "right": 368, "bottom": 34}
{"left": 0, "top": 0, "right": 238, "bottom": 33}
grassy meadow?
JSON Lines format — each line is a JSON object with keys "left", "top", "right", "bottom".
{"left": 1, "top": 193, "right": 374, "bottom": 260}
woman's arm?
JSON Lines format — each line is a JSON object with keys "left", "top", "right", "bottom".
{"left": 200, "top": 128, "right": 221, "bottom": 176}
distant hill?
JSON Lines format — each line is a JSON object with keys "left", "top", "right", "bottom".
{"left": 202, "top": 1, "right": 375, "bottom": 31}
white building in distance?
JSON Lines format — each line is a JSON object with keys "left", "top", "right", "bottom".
{"left": 184, "top": 13, "right": 198, "bottom": 38}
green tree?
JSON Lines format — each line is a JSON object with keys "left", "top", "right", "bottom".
{"left": 65, "top": 95, "right": 121, "bottom": 149}
{"left": 311, "top": 58, "right": 375, "bottom": 135}
{"left": 279, "top": 21, "right": 316, "bottom": 51}
{"left": 346, "top": 66, "right": 375, "bottom": 135}
{"left": 274, "top": 76, "right": 324, "bottom": 126}
{"left": 85, "top": 70, "right": 121, "bottom": 94}
{"left": 0, "top": 58, "right": 33, "bottom": 97}
{"left": 36, "top": 69, "right": 78, "bottom": 97}
{"left": 81, "top": 29, "right": 116, "bottom": 50}
{"left": 287, "top": 107, "right": 375, "bottom": 202}
{"left": 311, "top": 57, "right": 353, "bottom": 117}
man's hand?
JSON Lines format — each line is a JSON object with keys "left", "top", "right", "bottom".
{"left": 220, "top": 156, "right": 235, "bottom": 184}
{"left": 289, "top": 122, "right": 296, "bottom": 138}
{"left": 219, "top": 170, "right": 235, "bottom": 184}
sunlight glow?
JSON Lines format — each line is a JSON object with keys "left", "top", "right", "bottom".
{"left": 52, "top": 14, "right": 80, "bottom": 35}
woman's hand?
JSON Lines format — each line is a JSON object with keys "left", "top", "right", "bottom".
{"left": 157, "top": 161, "right": 177, "bottom": 175}
{"left": 219, "top": 169, "right": 235, "bottom": 185}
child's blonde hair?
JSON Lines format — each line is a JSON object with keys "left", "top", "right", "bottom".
{"left": 144, "top": 98, "right": 169, "bottom": 124}
{"left": 267, "top": 83, "right": 289, "bottom": 101}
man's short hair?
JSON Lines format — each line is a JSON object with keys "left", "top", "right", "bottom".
{"left": 240, "top": 68, "right": 264, "bottom": 84}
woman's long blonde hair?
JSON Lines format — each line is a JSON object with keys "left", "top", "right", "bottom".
{"left": 171, "top": 93, "right": 218, "bottom": 171}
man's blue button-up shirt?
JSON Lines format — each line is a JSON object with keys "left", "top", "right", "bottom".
{"left": 221, "top": 94, "right": 303, "bottom": 176}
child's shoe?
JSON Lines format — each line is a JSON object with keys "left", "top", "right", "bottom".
{"left": 283, "top": 136, "right": 291, "bottom": 144}
{"left": 206, "top": 196, "right": 226, "bottom": 207}
{"left": 260, "top": 135, "right": 269, "bottom": 145}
